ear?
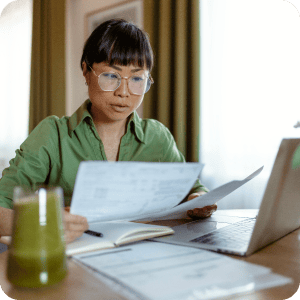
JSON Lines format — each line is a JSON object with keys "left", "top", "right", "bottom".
{"left": 82, "top": 62, "right": 90, "bottom": 84}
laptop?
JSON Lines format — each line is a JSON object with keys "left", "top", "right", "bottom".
{"left": 154, "top": 139, "right": 300, "bottom": 256}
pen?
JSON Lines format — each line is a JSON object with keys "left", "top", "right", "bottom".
{"left": 84, "top": 230, "right": 103, "bottom": 237}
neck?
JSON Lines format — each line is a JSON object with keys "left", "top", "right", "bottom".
{"left": 91, "top": 106, "right": 129, "bottom": 141}
{"left": 95, "top": 120, "right": 127, "bottom": 141}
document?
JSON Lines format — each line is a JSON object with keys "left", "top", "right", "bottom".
{"left": 136, "top": 166, "right": 264, "bottom": 221}
{"left": 71, "top": 161, "right": 263, "bottom": 223}
{"left": 71, "top": 162, "right": 204, "bottom": 222}
{"left": 73, "top": 241, "right": 291, "bottom": 300}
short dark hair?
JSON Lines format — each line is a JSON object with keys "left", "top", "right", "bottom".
{"left": 80, "top": 19, "right": 153, "bottom": 72}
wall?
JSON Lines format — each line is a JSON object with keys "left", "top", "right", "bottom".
{"left": 66, "top": 0, "right": 144, "bottom": 116}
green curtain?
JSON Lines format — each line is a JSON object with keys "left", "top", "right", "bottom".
{"left": 29, "top": 0, "right": 66, "bottom": 133}
{"left": 143, "top": 0, "right": 200, "bottom": 162}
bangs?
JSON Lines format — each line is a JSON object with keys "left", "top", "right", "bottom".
{"left": 81, "top": 20, "right": 153, "bottom": 71}
{"left": 107, "top": 35, "right": 152, "bottom": 70}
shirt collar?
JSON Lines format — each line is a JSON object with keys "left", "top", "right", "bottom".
{"left": 69, "top": 99, "right": 145, "bottom": 143}
{"left": 69, "top": 99, "right": 93, "bottom": 133}
{"left": 128, "top": 111, "right": 145, "bottom": 144}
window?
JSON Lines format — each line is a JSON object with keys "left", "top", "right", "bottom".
{"left": 200, "top": 0, "right": 300, "bottom": 209}
{"left": 0, "top": 0, "right": 32, "bottom": 176}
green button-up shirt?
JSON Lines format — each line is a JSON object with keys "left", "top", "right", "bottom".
{"left": 0, "top": 99, "right": 207, "bottom": 209}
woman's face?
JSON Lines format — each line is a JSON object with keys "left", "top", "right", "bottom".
{"left": 83, "top": 62, "right": 148, "bottom": 124}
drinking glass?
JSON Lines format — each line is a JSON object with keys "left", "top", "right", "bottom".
{"left": 7, "top": 186, "right": 67, "bottom": 288}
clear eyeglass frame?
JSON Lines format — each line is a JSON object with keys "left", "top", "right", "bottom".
{"left": 89, "top": 66, "right": 154, "bottom": 95}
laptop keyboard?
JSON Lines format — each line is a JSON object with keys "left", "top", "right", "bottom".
{"left": 190, "top": 218, "right": 256, "bottom": 249}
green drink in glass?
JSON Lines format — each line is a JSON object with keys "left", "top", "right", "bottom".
{"left": 7, "top": 187, "right": 68, "bottom": 288}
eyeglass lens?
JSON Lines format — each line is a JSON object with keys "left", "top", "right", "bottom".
{"left": 98, "top": 73, "right": 152, "bottom": 95}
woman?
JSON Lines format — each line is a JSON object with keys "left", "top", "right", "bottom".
{"left": 0, "top": 19, "right": 217, "bottom": 243}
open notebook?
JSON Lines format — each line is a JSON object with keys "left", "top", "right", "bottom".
{"left": 66, "top": 221, "right": 174, "bottom": 256}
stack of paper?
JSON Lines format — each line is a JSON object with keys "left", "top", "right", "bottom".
{"left": 73, "top": 241, "right": 291, "bottom": 300}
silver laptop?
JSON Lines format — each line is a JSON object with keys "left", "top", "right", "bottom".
{"left": 154, "top": 139, "right": 300, "bottom": 256}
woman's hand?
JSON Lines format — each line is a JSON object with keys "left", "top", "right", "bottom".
{"left": 186, "top": 192, "right": 217, "bottom": 219}
{"left": 63, "top": 207, "right": 89, "bottom": 244}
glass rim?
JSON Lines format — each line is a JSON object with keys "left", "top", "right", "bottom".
{"left": 13, "top": 186, "right": 64, "bottom": 203}
{"left": 90, "top": 66, "right": 154, "bottom": 95}
{"left": 99, "top": 71, "right": 150, "bottom": 80}
{"left": 98, "top": 77, "right": 152, "bottom": 95}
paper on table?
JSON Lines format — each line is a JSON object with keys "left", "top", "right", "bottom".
{"left": 73, "top": 241, "right": 291, "bottom": 300}
{"left": 70, "top": 162, "right": 203, "bottom": 223}
{"left": 134, "top": 166, "right": 264, "bottom": 221}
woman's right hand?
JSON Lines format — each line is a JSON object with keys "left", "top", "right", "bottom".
{"left": 63, "top": 207, "right": 89, "bottom": 244}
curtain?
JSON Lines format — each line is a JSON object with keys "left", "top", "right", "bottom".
{"left": 143, "top": 0, "right": 200, "bottom": 162}
{"left": 29, "top": 0, "right": 66, "bottom": 133}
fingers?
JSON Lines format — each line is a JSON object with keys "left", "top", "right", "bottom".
{"left": 187, "top": 191, "right": 207, "bottom": 202}
{"left": 186, "top": 191, "right": 217, "bottom": 219}
{"left": 187, "top": 193, "right": 201, "bottom": 201}
{"left": 187, "top": 204, "right": 217, "bottom": 219}
{"left": 63, "top": 210, "right": 89, "bottom": 244}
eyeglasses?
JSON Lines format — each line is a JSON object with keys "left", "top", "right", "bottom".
{"left": 90, "top": 66, "right": 154, "bottom": 95}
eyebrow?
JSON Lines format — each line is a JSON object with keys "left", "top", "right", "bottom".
{"left": 110, "top": 65, "right": 144, "bottom": 73}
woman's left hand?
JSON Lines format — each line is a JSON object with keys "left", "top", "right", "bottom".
{"left": 186, "top": 192, "right": 217, "bottom": 219}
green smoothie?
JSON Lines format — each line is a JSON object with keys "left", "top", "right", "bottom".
{"left": 7, "top": 191, "right": 67, "bottom": 288}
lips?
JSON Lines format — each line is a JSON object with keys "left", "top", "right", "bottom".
{"left": 112, "top": 104, "right": 129, "bottom": 107}
{"left": 111, "top": 104, "right": 129, "bottom": 112}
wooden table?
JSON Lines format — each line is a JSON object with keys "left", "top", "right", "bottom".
{"left": 0, "top": 209, "right": 299, "bottom": 300}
